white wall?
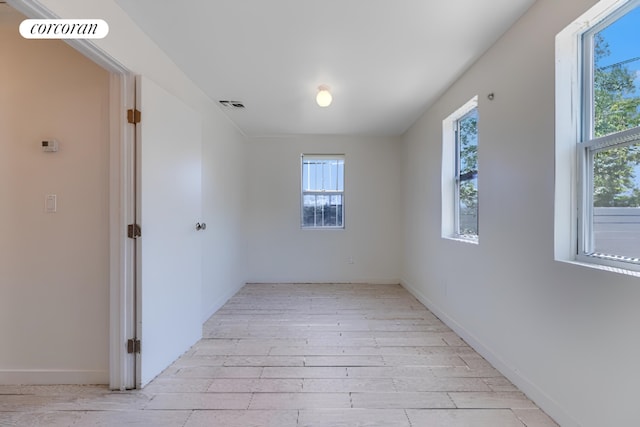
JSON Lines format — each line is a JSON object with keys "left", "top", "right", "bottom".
{"left": 401, "top": 0, "right": 640, "bottom": 425}
{"left": 247, "top": 135, "right": 401, "bottom": 284}
{"left": 0, "top": 8, "right": 111, "bottom": 383}
{"left": 200, "top": 108, "right": 248, "bottom": 320}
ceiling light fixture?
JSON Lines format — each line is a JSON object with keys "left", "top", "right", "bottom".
{"left": 316, "top": 85, "right": 332, "bottom": 107}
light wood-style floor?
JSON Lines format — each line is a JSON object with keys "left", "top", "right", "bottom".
{"left": 0, "top": 283, "right": 557, "bottom": 426}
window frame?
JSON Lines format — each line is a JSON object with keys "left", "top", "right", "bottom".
{"left": 442, "top": 96, "right": 479, "bottom": 243}
{"left": 300, "top": 154, "right": 345, "bottom": 230}
{"left": 577, "top": 0, "right": 640, "bottom": 270}
{"left": 555, "top": 0, "right": 640, "bottom": 274}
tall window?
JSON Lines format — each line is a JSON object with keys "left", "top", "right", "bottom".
{"left": 301, "top": 155, "right": 345, "bottom": 228}
{"left": 442, "top": 96, "right": 479, "bottom": 241}
{"left": 579, "top": 1, "right": 640, "bottom": 269}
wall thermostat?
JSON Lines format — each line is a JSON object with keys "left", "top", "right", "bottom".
{"left": 41, "top": 139, "right": 59, "bottom": 152}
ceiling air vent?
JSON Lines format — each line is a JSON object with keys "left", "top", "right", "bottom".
{"left": 219, "top": 100, "right": 245, "bottom": 109}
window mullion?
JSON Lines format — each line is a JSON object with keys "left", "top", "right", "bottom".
{"left": 578, "top": 146, "right": 595, "bottom": 255}
{"left": 584, "top": 126, "right": 640, "bottom": 150}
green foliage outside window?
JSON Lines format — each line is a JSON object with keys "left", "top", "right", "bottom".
{"left": 593, "top": 33, "right": 640, "bottom": 207}
{"left": 458, "top": 110, "right": 478, "bottom": 236}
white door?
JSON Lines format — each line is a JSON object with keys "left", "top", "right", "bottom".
{"left": 135, "top": 76, "right": 203, "bottom": 387}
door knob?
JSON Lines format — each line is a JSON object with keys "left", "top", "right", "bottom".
{"left": 196, "top": 222, "right": 207, "bottom": 231}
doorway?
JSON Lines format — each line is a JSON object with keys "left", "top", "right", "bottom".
{"left": 0, "top": 3, "right": 125, "bottom": 386}
{"left": 6, "top": 0, "right": 206, "bottom": 390}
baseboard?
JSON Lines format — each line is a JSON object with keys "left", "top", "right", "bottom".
{"left": 0, "top": 369, "right": 108, "bottom": 385}
{"left": 400, "top": 279, "right": 579, "bottom": 427}
{"left": 245, "top": 279, "right": 402, "bottom": 285}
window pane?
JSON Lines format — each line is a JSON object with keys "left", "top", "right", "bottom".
{"left": 592, "top": 143, "right": 640, "bottom": 260}
{"left": 302, "top": 160, "right": 322, "bottom": 191}
{"left": 337, "top": 161, "right": 344, "bottom": 191}
{"left": 313, "top": 161, "right": 322, "bottom": 190}
{"left": 459, "top": 109, "right": 478, "bottom": 176}
{"left": 302, "top": 159, "right": 344, "bottom": 192}
{"left": 324, "top": 162, "right": 332, "bottom": 190}
{"left": 317, "top": 195, "right": 327, "bottom": 226}
{"left": 302, "top": 194, "right": 344, "bottom": 227}
{"left": 457, "top": 107, "right": 478, "bottom": 237}
{"left": 459, "top": 178, "right": 478, "bottom": 236}
{"left": 591, "top": 5, "right": 640, "bottom": 138}
{"left": 303, "top": 194, "right": 317, "bottom": 227}
{"left": 327, "top": 195, "right": 343, "bottom": 227}
{"left": 302, "top": 161, "right": 309, "bottom": 191}
{"left": 302, "top": 160, "right": 316, "bottom": 191}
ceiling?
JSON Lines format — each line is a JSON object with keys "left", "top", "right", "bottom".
{"left": 114, "top": 0, "right": 535, "bottom": 137}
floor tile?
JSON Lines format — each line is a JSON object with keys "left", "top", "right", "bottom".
{"left": 175, "top": 366, "right": 262, "bottom": 378}
{"left": 304, "top": 355, "right": 386, "bottom": 367}
{"left": 269, "top": 345, "right": 379, "bottom": 356}
{"left": 0, "top": 410, "right": 83, "bottom": 427}
{"left": 46, "top": 391, "right": 152, "bottom": 411}
{"left": 262, "top": 366, "right": 347, "bottom": 378}
{"left": 484, "top": 377, "right": 519, "bottom": 392}
{"left": 0, "top": 395, "right": 70, "bottom": 411}
{"left": 302, "top": 378, "right": 395, "bottom": 393}
{"left": 381, "top": 354, "right": 467, "bottom": 367}
{"left": 141, "top": 378, "right": 213, "bottom": 394}
{"left": 0, "top": 385, "right": 107, "bottom": 396}
{"left": 170, "top": 355, "right": 226, "bottom": 367}
{"left": 223, "top": 355, "right": 305, "bottom": 367}
{"left": 306, "top": 338, "right": 379, "bottom": 347}
{"left": 144, "top": 392, "right": 252, "bottom": 410}
{"left": 75, "top": 410, "right": 192, "bottom": 426}
{"left": 249, "top": 392, "right": 351, "bottom": 409}
{"left": 430, "top": 366, "right": 503, "bottom": 378}
{"left": 207, "top": 378, "right": 303, "bottom": 393}
{"left": 298, "top": 409, "right": 411, "bottom": 427}
{"left": 448, "top": 391, "right": 538, "bottom": 409}
{"left": 513, "top": 408, "right": 560, "bottom": 426}
{"left": 406, "top": 409, "right": 525, "bottom": 426}
{"left": 393, "top": 377, "right": 492, "bottom": 392}
{"left": 350, "top": 392, "right": 455, "bottom": 409}
{"left": 375, "top": 337, "right": 448, "bottom": 346}
{"left": 184, "top": 410, "right": 298, "bottom": 427}
{"left": 346, "top": 366, "right": 434, "bottom": 378}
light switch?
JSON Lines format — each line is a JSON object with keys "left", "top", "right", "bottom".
{"left": 45, "top": 194, "right": 57, "bottom": 213}
{"left": 41, "top": 139, "right": 59, "bottom": 152}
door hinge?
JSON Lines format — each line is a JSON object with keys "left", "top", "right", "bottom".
{"left": 127, "top": 108, "right": 141, "bottom": 124}
{"left": 127, "top": 339, "right": 141, "bottom": 354}
{"left": 127, "top": 223, "right": 141, "bottom": 239}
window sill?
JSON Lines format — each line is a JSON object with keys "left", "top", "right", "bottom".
{"left": 443, "top": 235, "right": 479, "bottom": 245}
{"left": 301, "top": 227, "right": 345, "bottom": 231}
{"left": 559, "top": 257, "right": 640, "bottom": 278}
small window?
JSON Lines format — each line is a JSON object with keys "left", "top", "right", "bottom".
{"left": 301, "top": 155, "right": 345, "bottom": 228}
{"left": 442, "top": 96, "right": 479, "bottom": 242}
{"left": 578, "top": 1, "right": 640, "bottom": 269}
